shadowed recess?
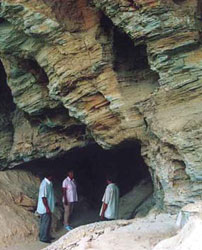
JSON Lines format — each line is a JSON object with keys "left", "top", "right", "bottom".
{"left": 17, "top": 140, "right": 153, "bottom": 208}
{"left": 0, "top": 60, "right": 15, "bottom": 111}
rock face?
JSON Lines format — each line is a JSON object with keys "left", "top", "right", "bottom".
{"left": 0, "top": 0, "right": 201, "bottom": 213}
{"left": 0, "top": 169, "right": 62, "bottom": 247}
{"left": 119, "top": 179, "right": 153, "bottom": 219}
{"left": 0, "top": 170, "right": 41, "bottom": 247}
{"left": 154, "top": 216, "right": 202, "bottom": 250}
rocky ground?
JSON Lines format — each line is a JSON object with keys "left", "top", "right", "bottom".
{"left": 0, "top": 207, "right": 99, "bottom": 250}
{"left": 2, "top": 208, "right": 202, "bottom": 250}
{"left": 2, "top": 199, "right": 202, "bottom": 250}
{"left": 44, "top": 204, "right": 202, "bottom": 250}
{"left": 0, "top": 171, "right": 153, "bottom": 249}
{"left": 44, "top": 213, "right": 177, "bottom": 250}
{"left": 0, "top": 213, "right": 177, "bottom": 250}
{"left": 154, "top": 217, "right": 202, "bottom": 250}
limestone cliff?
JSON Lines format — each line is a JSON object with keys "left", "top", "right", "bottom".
{"left": 0, "top": 0, "right": 202, "bottom": 212}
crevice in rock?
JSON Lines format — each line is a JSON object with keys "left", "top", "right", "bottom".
{"left": 126, "top": 0, "right": 142, "bottom": 9}
{"left": 95, "top": 13, "right": 114, "bottom": 68}
{"left": 0, "top": 60, "right": 16, "bottom": 112}
{"left": 26, "top": 106, "right": 88, "bottom": 139}
{"left": 0, "top": 18, "right": 6, "bottom": 24}
{"left": 0, "top": 59, "right": 15, "bottom": 167}
{"left": 197, "top": 0, "right": 202, "bottom": 20}
{"left": 113, "top": 32, "right": 148, "bottom": 72}
{"left": 173, "top": 160, "right": 190, "bottom": 185}
{"left": 112, "top": 27, "right": 159, "bottom": 88}
{"left": 9, "top": 57, "right": 60, "bottom": 116}
{"left": 99, "top": 13, "right": 113, "bottom": 36}
{"left": 173, "top": 0, "right": 186, "bottom": 4}
{"left": 18, "top": 59, "right": 49, "bottom": 87}
{"left": 97, "top": 13, "right": 160, "bottom": 107}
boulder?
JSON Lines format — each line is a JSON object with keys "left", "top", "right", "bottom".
{"left": 154, "top": 217, "right": 202, "bottom": 250}
{"left": 119, "top": 179, "right": 153, "bottom": 219}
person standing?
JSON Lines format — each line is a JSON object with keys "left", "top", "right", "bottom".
{"left": 62, "top": 169, "right": 78, "bottom": 231}
{"left": 100, "top": 174, "right": 119, "bottom": 220}
{"left": 36, "top": 174, "right": 55, "bottom": 243}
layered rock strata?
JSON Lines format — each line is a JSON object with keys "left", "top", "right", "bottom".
{"left": 0, "top": 0, "right": 201, "bottom": 212}
{"left": 0, "top": 170, "right": 62, "bottom": 247}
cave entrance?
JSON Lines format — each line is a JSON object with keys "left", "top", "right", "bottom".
{"left": 18, "top": 59, "right": 49, "bottom": 87}
{"left": 0, "top": 60, "right": 15, "bottom": 111}
{"left": 99, "top": 14, "right": 160, "bottom": 105}
{"left": 20, "top": 140, "right": 153, "bottom": 226}
{"left": 112, "top": 27, "right": 159, "bottom": 90}
{"left": 0, "top": 60, "right": 16, "bottom": 167}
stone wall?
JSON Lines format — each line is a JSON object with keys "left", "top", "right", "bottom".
{"left": 0, "top": 0, "right": 201, "bottom": 212}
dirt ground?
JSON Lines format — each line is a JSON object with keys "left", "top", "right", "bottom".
{"left": 0, "top": 207, "right": 100, "bottom": 250}
{"left": 0, "top": 210, "right": 178, "bottom": 250}
{"left": 0, "top": 229, "right": 65, "bottom": 250}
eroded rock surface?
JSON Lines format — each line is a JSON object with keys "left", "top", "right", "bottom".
{"left": 0, "top": 169, "right": 62, "bottom": 248}
{"left": 0, "top": 170, "right": 41, "bottom": 247}
{"left": 119, "top": 179, "right": 153, "bottom": 219}
{"left": 0, "top": 0, "right": 201, "bottom": 213}
{"left": 44, "top": 213, "right": 177, "bottom": 250}
{"left": 154, "top": 215, "right": 202, "bottom": 250}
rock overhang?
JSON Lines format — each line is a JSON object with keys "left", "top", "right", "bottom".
{"left": 0, "top": 0, "right": 201, "bottom": 212}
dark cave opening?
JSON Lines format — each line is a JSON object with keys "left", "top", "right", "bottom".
{"left": 173, "top": 0, "right": 186, "bottom": 4}
{"left": 197, "top": 0, "right": 202, "bottom": 20}
{"left": 18, "top": 59, "right": 49, "bottom": 87}
{"left": 112, "top": 27, "right": 159, "bottom": 85}
{"left": 98, "top": 13, "right": 160, "bottom": 90}
{"left": 19, "top": 141, "right": 153, "bottom": 219}
{"left": 111, "top": 26, "right": 160, "bottom": 103}
{"left": 0, "top": 60, "right": 15, "bottom": 111}
{"left": 113, "top": 29, "right": 149, "bottom": 72}
{"left": 0, "top": 18, "right": 5, "bottom": 24}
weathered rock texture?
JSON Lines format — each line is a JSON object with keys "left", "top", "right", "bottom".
{"left": 0, "top": 169, "right": 42, "bottom": 247}
{"left": 0, "top": 0, "right": 201, "bottom": 212}
{"left": 0, "top": 169, "right": 62, "bottom": 247}
{"left": 154, "top": 216, "right": 202, "bottom": 250}
{"left": 44, "top": 213, "right": 177, "bottom": 250}
{"left": 119, "top": 179, "right": 153, "bottom": 219}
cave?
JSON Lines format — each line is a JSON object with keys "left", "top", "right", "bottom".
{"left": 0, "top": 60, "right": 15, "bottom": 111}
{"left": 112, "top": 27, "right": 159, "bottom": 86}
{"left": 197, "top": 0, "right": 202, "bottom": 20}
{"left": 18, "top": 59, "right": 49, "bottom": 87}
{"left": 173, "top": 0, "right": 186, "bottom": 4}
{"left": 109, "top": 25, "right": 160, "bottom": 107}
{"left": 113, "top": 29, "right": 149, "bottom": 73}
{"left": 18, "top": 140, "right": 153, "bottom": 226}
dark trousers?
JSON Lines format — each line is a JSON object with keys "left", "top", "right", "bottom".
{"left": 39, "top": 213, "right": 52, "bottom": 242}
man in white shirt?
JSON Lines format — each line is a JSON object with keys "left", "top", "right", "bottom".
{"left": 100, "top": 174, "right": 119, "bottom": 220}
{"left": 62, "top": 170, "right": 78, "bottom": 231}
{"left": 36, "top": 174, "right": 55, "bottom": 243}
